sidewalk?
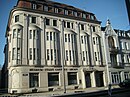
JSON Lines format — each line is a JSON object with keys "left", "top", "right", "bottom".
{"left": 19, "top": 86, "right": 119, "bottom": 97}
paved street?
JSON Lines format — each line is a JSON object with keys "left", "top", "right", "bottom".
{"left": 99, "top": 91, "right": 130, "bottom": 97}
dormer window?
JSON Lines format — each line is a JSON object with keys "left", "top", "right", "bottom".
{"left": 32, "top": 4, "right": 37, "bottom": 9}
{"left": 90, "top": 15, "right": 95, "bottom": 20}
{"left": 74, "top": 12, "right": 77, "bottom": 17}
{"left": 64, "top": 9, "right": 68, "bottom": 15}
{"left": 83, "top": 13, "right": 86, "bottom": 18}
{"left": 15, "top": 15, "right": 19, "bottom": 22}
{"left": 54, "top": 8, "right": 58, "bottom": 13}
{"left": 44, "top": 5, "right": 48, "bottom": 11}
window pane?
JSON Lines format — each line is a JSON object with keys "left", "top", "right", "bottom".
{"left": 48, "top": 73, "right": 59, "bottom": 86}
{"left": 46, "top": 19, "right": 50, "bottom": 25}
{"left": 47, "top": 49, "right": 49, "bottom": 60}
{"left": 53, "top": 20, "right": 57, "bottom": 26}
{"left": 29, "top": 73, "right": 39, "bottom": 88}
{"left": 32, "top": 17, "right": 36, "bottom": 23}
{"left": 13, "top": 29, "right": 16, "bottom": 38}
{"left": 18, "top": 29, "right": 21, "bottom": 38}
{"left": 46, "top": 32, "right": 49, "bottom": 40}
{"left": 15, "top": 15, "right": 19, "bottom": 22}
{"left": 50, "top": 32, "right": 52, "bottom": 40}
{"left": 68, "top": 72, "right": 77, "bottom": 85}
{"left": 30, "top": 48, "right": 32, "bottom": 60}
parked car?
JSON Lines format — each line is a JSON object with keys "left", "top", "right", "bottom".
{"left": 119, "top": 79, "right": 130, "bottom": 88}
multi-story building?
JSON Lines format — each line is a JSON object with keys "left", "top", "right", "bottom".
{"left": 2, "top": 0, "right": 130, "bottom": 94}
{"left": 102, "top": 20, "right": 130, "bottom": 85}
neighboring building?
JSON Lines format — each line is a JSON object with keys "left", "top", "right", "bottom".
{"left": 2, "top": 0, "right": 130, "bottom": 94}
{"left": 102, "top": 20, "right": 130, "bottom": 85}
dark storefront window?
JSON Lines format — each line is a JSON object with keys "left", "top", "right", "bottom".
{"left": 29, "top": 73, "right": 39, "bottom": 88}
{"left": 48, "top": 73, "right": 59, "bottom": 86}
{"left": 68, "top": 72, "right": 77, "bottom": 85}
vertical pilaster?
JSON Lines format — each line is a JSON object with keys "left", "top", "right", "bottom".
{"left": 22, "top": 14, "right": 28, "bottom": 65}
{"left": 89, "top": 26, "right": 95, "bottom": 66}
{"left": 59, "top": 19, "right": 66, "bottom": 93}
{"left": 91, "top": 72, "right": 96, "bottom": 87}
{"left": 75, "top": 22, "right": 82, "bottom": 66}
{"left": 40, "top": 17, "right": 46, "bottom": 66}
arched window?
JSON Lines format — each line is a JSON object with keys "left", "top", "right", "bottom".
{"left": 108, "top": 36, "right": 115, "bottom": 48}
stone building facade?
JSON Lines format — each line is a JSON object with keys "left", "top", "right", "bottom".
{"left": 2, "top": 0, "right": 130, "bottom": 94}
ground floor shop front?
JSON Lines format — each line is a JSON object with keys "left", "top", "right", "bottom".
{"left": 7, "top": 66, "right": 107, "bottom": 93}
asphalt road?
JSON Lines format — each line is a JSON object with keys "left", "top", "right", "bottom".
{"left": 99, "top": 91, "right": 130, "bottom": 97}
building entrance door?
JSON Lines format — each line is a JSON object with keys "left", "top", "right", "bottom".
{"left": 85, "top": 73, "right": 91, "bottom": 88}
{"left": 95, "top": 71, "right": 104, "bottom": 87}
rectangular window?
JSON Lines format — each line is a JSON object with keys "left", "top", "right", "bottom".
{"left": 68, "top": 34, "right": 70, "bottom": 42}
{"left": 81, "top": 36, "right": 83, "bottom": 44}
{"left": 29, "top": 73, "right": 39, "bottom": 88}
{"left": 64, "top": 21, "right": 66, "bottom": 28}
{"left": 91, "top": 15, "right": 95, "bottom": 20}
{"left": 13, "top": 29, "right": 16, "bottom": 38}
{"left": 47, "top": 49, "right": 49, "bottom": 60}
{"left": 66, "top": 50, "right": 68, "bottom": 61}
{"left": 125, "top": 42, "right": 129, "bottom": 50}
{"left": 51, "top": 49, "right": 53, "bottom": 60}
{"left": 54, "top": 8, "right": 58, "bottom": 13}
{"left": 37, "top": 49, "right": 39, "bottom": 60}
{"left": 54, "top": 49, "right": 56, "bottom": 60}
{"left": 33, "top": 48, "right": 36, "bottom": 60}
{"left": 86, "top": 51, "right": 88, "bottom": 62}
{"left": 46, "top": 18, "right": 50, "bottom": 25}
{"left": 64, "top": 9, "right": 68, "bottom": 15}
{"left": 69, "top": 50, "right": 71, "bottom": 61}
{"left": 31, "top": 17, "right": 36, "bottom": 23}
{"left": 17, "top": 29, "right": 21, "bottom": 38}
{"left": 53, "top": 32, "right": 56, "bottom": 41}
{"left": 68, "top": 72, "right": 77, "bottom": 85}
{"left": 44, "top": 6, "right": 48, "bottom": 11}
{"left": 53, "top": 20, "right": 57, "bottom": 26}
{"left": 71, "top": 23, "right": 73, "bottom": 29}
{"left": 17, "top": 48, "right": 20, "bottom": 60}
{"left": 65, "top": 34, "right": 67, "bottom": 42}
{"left": 121, "top": 41, "right": 124, "bottom": 49}
{"left": 93, "top": 37, "right": 95, "bottom": 45}
{"left": 12, "top": 48, "right": 16, "bottom": 60}
{"left": 32, "top": 4, "right": 37, "bottom": 9}
{"left": 84, "top": 36, "right": 86, "bottom": 44}
{"left": 46, "top": 32, "right": 49, "bottom": 40}
{"left": 67, "top": 22, "right": 70, "bottom": 28}
{"left": 74, "top": 12, "right": 77, "bottom": 17}
{"left": 15, "top": 15, "right": 19, "bottom": 22}
{"left": 95, "top": 52, "right": 97, "bottom": 61}
{"left": 30, "top": 30, "right": 32, "bottom": 39}
{"left": 50, "top": 32, "right": 52, "bottom": 40}
{"left": 92, "top": 26, "right": 95, "bottom": 32}
{"left": 33, "top": 30, "right": 36, "bottom": 39}
{"left": 29, "top": 48, "right": 32, "bottom": 60}
{"left": 48, "top": 73, "right": 59, "bottom": 86}
{"left": 81, "top": 24, "right": 84, "bottom": 30}
{"left": 71, "top": 34, "right": 73, "bottom": 43}
{"left": 83, "top": 51, "right": 85, "bottom": 61}
{"left": 96, "top": 37, "right": 98, "bottom": 44}
{"left": 83, "top": 13, "right": 86, "bottom": 18}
